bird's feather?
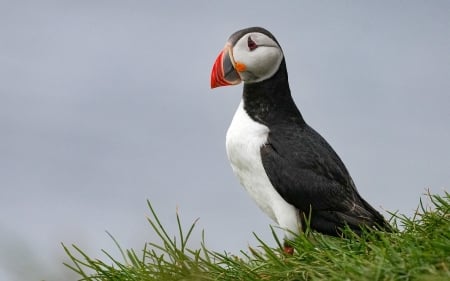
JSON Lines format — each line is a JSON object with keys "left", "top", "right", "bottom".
{"left": 260, "top": 124, "right": 390, "bottom": 235}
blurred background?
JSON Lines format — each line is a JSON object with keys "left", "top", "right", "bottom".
{"left": 1, "top": 1, "right": 449, "bottom": 280}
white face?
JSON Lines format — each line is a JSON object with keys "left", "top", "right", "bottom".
{"left": 231, "top": 32, "right": 284, "bottom": 83}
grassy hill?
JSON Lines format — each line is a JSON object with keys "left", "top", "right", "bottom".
{"left": 63, "top": 192, "right": 449, "bottom": 281}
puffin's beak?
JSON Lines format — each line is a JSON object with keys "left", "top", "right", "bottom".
{"left": 210, "top": 44, "right": 242, "bottom": 89}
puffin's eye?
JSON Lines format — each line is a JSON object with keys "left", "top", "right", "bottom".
{"left": 247, "top": 36, "right": 257, "bottom": 51}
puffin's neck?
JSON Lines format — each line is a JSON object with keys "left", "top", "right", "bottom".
{"left": 242, "top": 60, "right": 305, "bottom": 127}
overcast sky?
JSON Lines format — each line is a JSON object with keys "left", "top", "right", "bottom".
{"left": 1, "top": 1, "right": 449, "bottom": 280}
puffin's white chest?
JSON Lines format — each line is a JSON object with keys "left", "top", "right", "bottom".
{"left": 225, "top": 101, "right": 301, "bottom": 237}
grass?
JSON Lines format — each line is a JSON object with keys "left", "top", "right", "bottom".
{"left": 63, "top": 192, "right": 449, "bottom": 281}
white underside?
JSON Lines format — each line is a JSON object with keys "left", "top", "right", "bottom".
{"left": 226, "top": 100, "right": 301, "bottom": 238}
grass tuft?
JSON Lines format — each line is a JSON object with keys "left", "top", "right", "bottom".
{"left": 63, "top": 192, "right": 450, "bottom": 280}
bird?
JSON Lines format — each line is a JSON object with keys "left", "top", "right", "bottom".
{"left": 210, "top": 27, "right": 391, "bottom": 254}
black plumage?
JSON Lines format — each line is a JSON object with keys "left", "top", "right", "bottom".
{"left": 241, "top": 37, "right": 391, "bottom": 236}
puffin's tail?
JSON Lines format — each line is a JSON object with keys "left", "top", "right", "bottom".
{"left": 306, "top": 199, "right": 394, "bottom": 237}
{"left": 358, "top": 197, "right": 394, "bottom": 232}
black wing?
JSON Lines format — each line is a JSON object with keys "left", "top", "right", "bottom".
{"left": 260, "top": 124, "right": 390, "bottom": 235}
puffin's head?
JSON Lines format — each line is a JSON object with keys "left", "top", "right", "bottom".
{"left": 210, "top": 27, "right": 284, "bottom": 88}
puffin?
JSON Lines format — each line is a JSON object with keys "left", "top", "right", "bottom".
{"left": 210, "top": 27, "right": 391, "bottom": 254}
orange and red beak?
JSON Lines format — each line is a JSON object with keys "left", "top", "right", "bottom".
{"left": 210, "top": 44, "right": 242, "bottom": 88}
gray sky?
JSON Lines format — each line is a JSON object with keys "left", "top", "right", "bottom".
{"left": 1, "top": 1, "right": 449, "bottom": 280}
